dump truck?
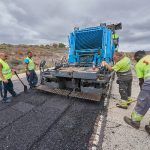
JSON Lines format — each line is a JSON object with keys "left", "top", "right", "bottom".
{"left": 37, "top": 23, "right": 122, "bottom": 101}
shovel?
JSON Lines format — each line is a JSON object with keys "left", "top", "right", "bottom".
{"left": 14, "top": 71, "right": 28, "bottom": 92}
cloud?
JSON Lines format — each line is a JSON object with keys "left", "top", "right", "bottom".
{"left": 0, "top": 0, "right": 150, "bottom": 51}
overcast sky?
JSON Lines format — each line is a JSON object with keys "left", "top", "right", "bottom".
{"left": 0, "top": 0, "right": 150, "bottom": 51}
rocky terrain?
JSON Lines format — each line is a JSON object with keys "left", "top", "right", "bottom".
{"left": 0, "top": 43, "right": 67, "bottom": 73}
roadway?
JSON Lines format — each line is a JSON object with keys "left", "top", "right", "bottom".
{"left": 0, "top": 73, "right": 106, "bottom": 150}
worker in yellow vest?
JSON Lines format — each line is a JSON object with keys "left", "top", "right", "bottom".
{"left": 0, "top": 52, "right": 17, "bottom": 102}
{"left": 124, "top": 51, "right": 150, "bottom": 134}
{"left": 24, "top": 51, "right": 38, "bottom": 88}
{"left": 102, "top": 52, "right": 133, "bottom": 109}
{"left": 112, "top": 31, "right": 119, "bottom": 51}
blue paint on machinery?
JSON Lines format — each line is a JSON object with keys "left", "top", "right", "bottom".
{"left": 38, "top": 23, "right": 122, "bottom": 101}
{"left": 68, "top": 25, "right": 116, "bottom": 66}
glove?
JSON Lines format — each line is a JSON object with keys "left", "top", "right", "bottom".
{"left": 101, "top": 61, "right": 107, "bottom": 67}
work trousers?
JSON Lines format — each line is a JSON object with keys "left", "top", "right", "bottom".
{"left": 0, "top": 81, "right": 3, "bottom": 98}
{"left": 134, "top": 89, "right": 150, "bottom": 116}
{"left": 117, "top": 79, "right": 132, "bottom": 100}
{"left": 3, "top": 79, "right": 16, "bottom": 99}
{"left": 26, "top": 70, "right": 38, "bottom": 88}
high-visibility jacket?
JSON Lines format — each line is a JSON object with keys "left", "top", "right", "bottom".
{"left": 0, "top": 59, "right": 12, "bottom": 80}
{"left": 112, "top": 57, "right": 132, "bottom": 80}
{"left": 112, "top": 33, "right": 119, "bottom": 39}
{"left": 135, "top": 55, "right": 150, "bottom": 80}
{"left": 25, "top": 57, "right": 35, "bottom": 70}
{"left": 112, "top": 57, "right": 131, "bottom": 73}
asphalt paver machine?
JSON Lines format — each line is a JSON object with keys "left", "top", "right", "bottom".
{"left": 37, "top": 23, "right": 122, "bottom": 101}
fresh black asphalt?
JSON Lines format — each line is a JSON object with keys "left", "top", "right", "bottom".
{"left": 0, "top": 89, "right": 104, "bottom": 150}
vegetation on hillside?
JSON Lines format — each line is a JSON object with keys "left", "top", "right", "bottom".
{"left": 0, "top": 43, "right": 67, "bottom": 73}
{"left": 0, "top": 43, "right": 149, "bottom": 73}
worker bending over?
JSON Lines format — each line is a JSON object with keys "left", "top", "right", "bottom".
{"left": 24, "top": 51, "right": 38, "bottom": 89}
{"left": 0, "top": 52, "right": 17, "bottom": 102}
{"left": 102, "top": 52, "right": 133, "bottom": 109}
{"left": 124, "top": 51, "right": 150, "bottom": 135}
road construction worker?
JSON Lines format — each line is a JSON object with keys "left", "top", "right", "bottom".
{"left": 0, "top": 52, "right": 17, "bottom": 102}
{"left": 24, "top": 51, "right": 38, "bottom": 89}
{"left": 102, "top": 52, "right": 133, "bottom": 109}
{"left": 112, "top": 31, "right": 119, "bottom": 52}
{"left": 124, "top": 51, "right": 150, "bottom": 135}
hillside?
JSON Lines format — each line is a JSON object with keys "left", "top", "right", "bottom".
{"left": 0, "top": 44, "right": 67, "bottom": 73}
{"left": 0, "top": 43, "right": 149, "bottom": 73}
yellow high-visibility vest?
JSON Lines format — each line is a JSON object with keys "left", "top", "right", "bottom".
{"left": 0, "top": 59, "right": 12, "bottom": 80}
{"left": 135, "top": 55, "right": 150, "bottom": 80}
{"left": 25, "top": 57, "right": 35, "bottom": 70}
{"left": 112, "top": 34, "right": 119, "bottom": 39}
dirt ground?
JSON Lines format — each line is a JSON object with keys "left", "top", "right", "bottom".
{"left": 0, "top": 44, "right": 66, "bottom": 73}
{"left": 102, "top": 72, "right": 150, "bottom": 150}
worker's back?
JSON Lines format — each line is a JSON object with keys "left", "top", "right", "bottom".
{"left": 135, "top": 55, "right": 150, "bottom": 90}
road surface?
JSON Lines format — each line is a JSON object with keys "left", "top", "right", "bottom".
{"left": 0, "top": 74, "right": 107, "bottom": 150}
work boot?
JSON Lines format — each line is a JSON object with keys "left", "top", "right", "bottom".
{"left": 12, "top": 93, "right": 20, "bottom": 99}
{"left": 127, "top": 97, "right": 135, "bottom": 105}
{"left": 11, "top": 91, "right": 17, "bottom": 97}
{"left": 2, "top": 97, "right": 12, "bottom": 103}
{"left": 124, "top": 116, "right": 140, "bottom": 129}
{"left": 33, "top": 85, "right": 37, "bottom": 88}
{"left": 145, "top": 125, "right": 150, "bottom": 135}
{"left": 116, "top": 100, "right": 128, "bottom": 109}
{"left": 0, "top": 90, "right": 3, "bottom": 98}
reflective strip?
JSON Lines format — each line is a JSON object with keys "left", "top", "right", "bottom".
{"left": 117, "top": 70, "right": 132, "bottom": 79}
{"left": 117, "top": 70, "right": 132, "bottom": 76}
{"left": 2, "top": 69, "right": 11, "bottom": 74}
{"left": 131, "top": 111, "right": 143, "bottom": 122}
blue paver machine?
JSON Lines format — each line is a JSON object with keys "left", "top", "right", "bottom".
{"left": 37, "top": 23, "right": 122, "bottom": 101}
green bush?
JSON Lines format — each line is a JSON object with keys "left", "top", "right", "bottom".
{"left": 58, "top": 43, "right": 66, "bottom": 48}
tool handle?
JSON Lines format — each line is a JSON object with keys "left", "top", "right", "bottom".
{"left": 14, "top": 71, "right": 25, "bottom": 86}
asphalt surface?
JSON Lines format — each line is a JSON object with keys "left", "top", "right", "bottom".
{"left": 0, "top": 88, "right": 104, "bottom": 150}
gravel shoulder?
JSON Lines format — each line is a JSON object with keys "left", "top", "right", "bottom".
{"left": 102, "top": 75, "right": 150, "bottom": 150}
